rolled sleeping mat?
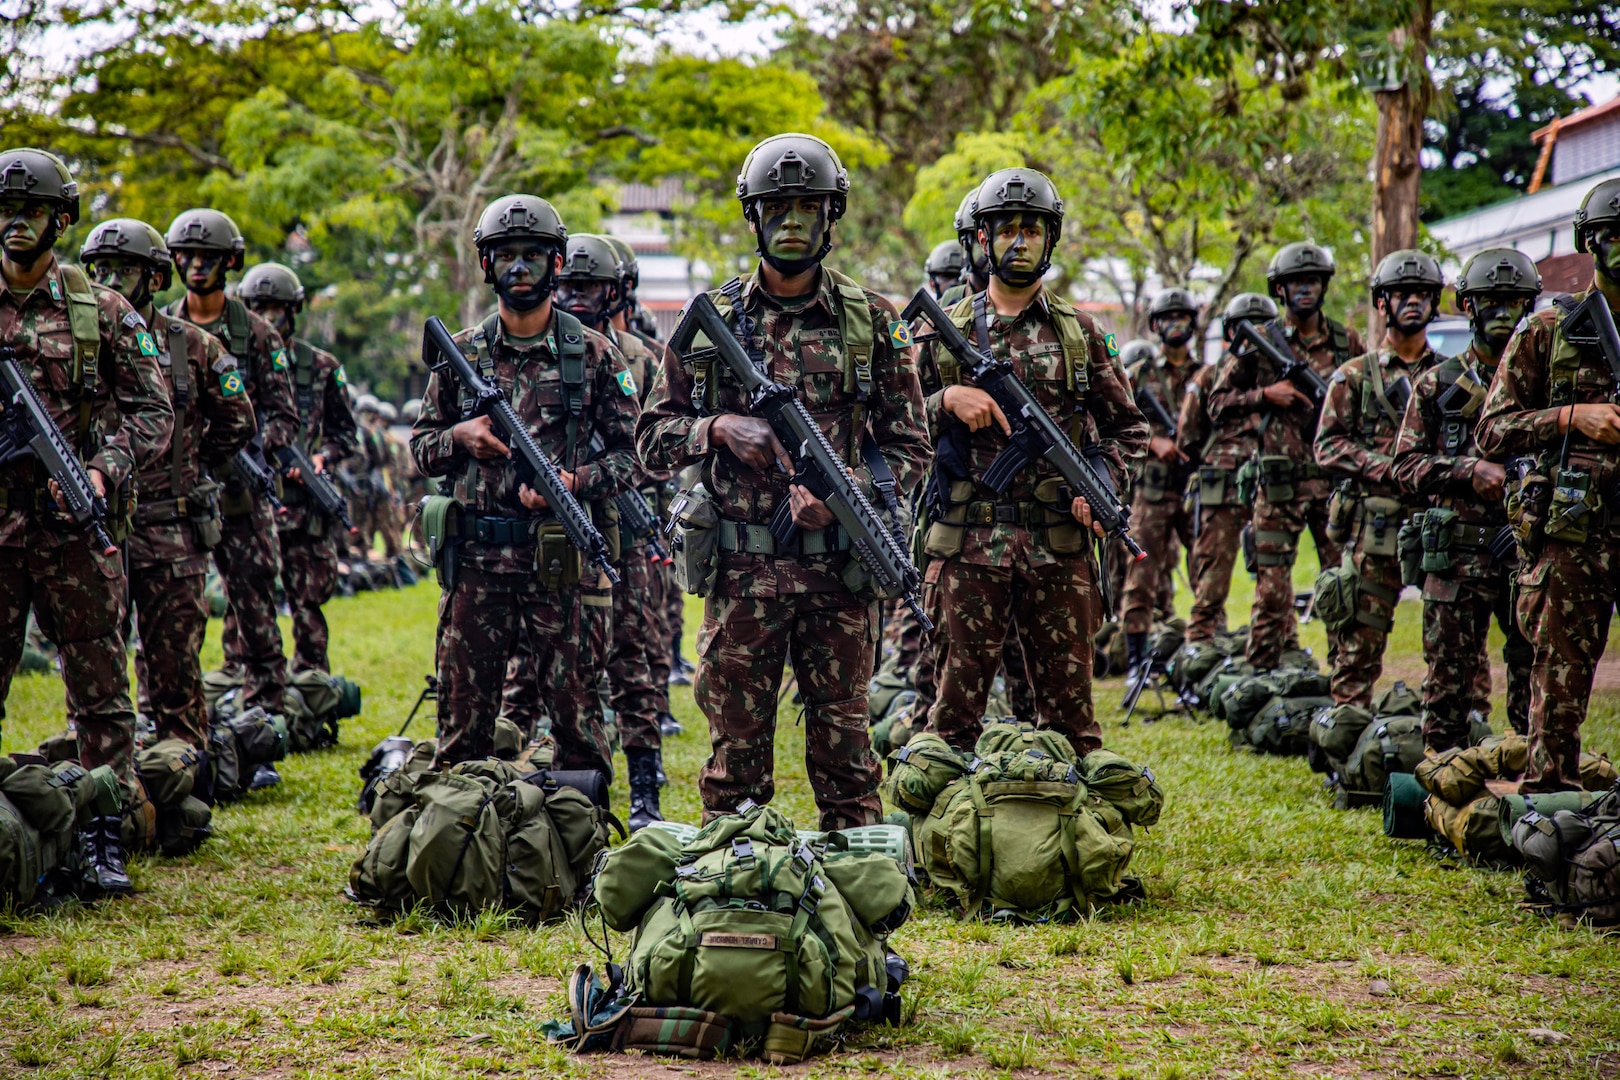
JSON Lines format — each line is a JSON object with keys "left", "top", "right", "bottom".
{"left": 1384, "top": 771, "right": 1432, "bottom": 840}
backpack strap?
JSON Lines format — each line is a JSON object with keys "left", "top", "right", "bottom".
{"left": 1327, "top": 318, "right": 1353, "bottom": 366}
{"left": 1044, "top": 291, "right": 1092, "bottom": 399}
{"left": 554, "top": 308, "right": 588, "bottom": 467}
{"left": 937, "top": 293, "right": 976, "bottom": 387}
{"left": 163, "top": 316, "right": 191, "bottom": 497}
{"left": 57, "top": 265, "right": 103, "bottom": 445}
{"left": 1361, "top": 354, "right": 1401, "bottom": 435}
{"left": 223, "top": 297, "right": 252, "bottom": 371}
{"left": 1550, "top": 294, "right": 1584, "bottom": 408}
{"left": 696, "top": 277, "right": 747, "bottom": 417}
{"left": 291, "top": 339, "right": 317, "bottom": 423}
{"left": 826, "top": 267, "right": 875, "bottom": 469}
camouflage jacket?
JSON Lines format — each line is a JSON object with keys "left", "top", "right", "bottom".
{"left": 1210, "top": 327, "right": 1347, "bottom": 502}
{"left": 0, "top": 256, "right": 173, "bottom": 547}
{"left": 639, "top": 266, "right": 930, "bottom": 595}
{"left": 1178, "top": 356, "right": 1257, "bottom": 473}
{"left": 1315, "top": 343, "right": 1438, "bottom": 502}
{"left": 609, "top": 325, "right": 666, "bottom": 487}
{"left": 1127, "top": 352, "right": 1197, "bottom": 495}
{"left": 163, "top": 296, "right": 300, "bottom": 456}
{"left": 922, "top": 288, "right": 1148, "bottom": 568}
{"left": 413, "top": 308, "right": 640, "bottom": 575}
{"left": 126, "top": 309, "right": 257, "bottom": 573}
{"left": 279, "top": 338, "right": 360, "bottom": 533}
{"left": 1283, "top": 314, "right": 1364, "bottom": 381}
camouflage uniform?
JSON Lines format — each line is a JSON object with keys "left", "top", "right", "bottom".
{"left": 920, "top": 289, "right": 1148, "bottom": 755}
{"left": 1178, "top": 359, "right": 1255, "bottom": 642}
{"left": 0, "top": 257, "right": 173, "bottom": 781}
{"left": 277, "top": 340, "right": 359, "bottom": 672}
{"left": 128, "top": 311, "right": 256, "bottom": 749}
{"left": 163, "top": 297, "right": 299, "bottom": 712}
{"left": 1390, "top": 342, "right": 1531, "bottom": 749}
{"left": 1476, "top": 290, "right": 1620, "bottom": 792}
{"left": 638, "top": 268, "right": 930, "bottom": 830}
{"left": 413, "top": 314, "right": 637, "bottom": 773}
{"left": 1120, "top": 353, "right": 1195, "bottom": 635}
{"left": 1315, "top": 343, "right": 1437, "bottom": 705}
{"left": 1209, "top": 318, "right": 1361, "bottom": 668}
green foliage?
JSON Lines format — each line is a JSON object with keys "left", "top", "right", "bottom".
{"left": 902, "top": 132, "right": 1028, "bottom": 244}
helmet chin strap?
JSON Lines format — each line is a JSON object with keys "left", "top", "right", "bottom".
{"left": 984, "top": 223, "right": 1053, "bottom": 289}
{"left": 750, "top": 202, "right": 833, "bottom": 278}
{"left": 494, "top": 256, "right": 556, "bottom": 312}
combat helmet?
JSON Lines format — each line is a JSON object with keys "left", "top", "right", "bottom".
{"left": 603, "top": 235, "right": 639, "bottom": 291}
{"left": 1148, "top": 287, "right": 1198, "bottom": 319}
{"left": 1456, "top": 248, "right": 1541, "bottom": 300}
{"left": 1222, "top": 292, "right": 1278, "bottom": 340}
{"left": 925, "top": 239, "right": 966, "bottom": 276}
{"left": 165, "top": 208, "right": 246, "bottom": 269}
{"left": 736, "top": 133, "right": 850, "bottom": 222}
{"left": 1370, "top": 249, "right": 1444, "bottom": 297}
{"left": 80, "top": 218, "right": 172, "bottom": 290}
{"left": 472, "top": 194, "right": 566, "bottom": 287}
{"left": 1574, "top": 177, "right": 1620, "bottom": 253}
{"left": 559, "top": 234, "right": 623, "bottom": 284}
{"left": 377, "top": 401, "right": 398, "bottom": 424}
{"left": 355, "top": 393, "right": 381, "bottom": 416}
{"left": 239, "top": 261, "right": 307, "bottom": 310}
{"left": 0, "top": 148, "right": 80, "bottom": 223}
{"left": 953, "top": 190, "right": 979, "bottom": 248}
{"left": 1117, "top": 338, "right": 1158, "bottom": 369}
{"left": 1265, "top": 242, "right": 1336, "bottom": 292}
{"left": 402, "top": 398, "right": 423, "bottom": 425}
{"left": 970, "top": 168, "right": 1065, "bottom": 285}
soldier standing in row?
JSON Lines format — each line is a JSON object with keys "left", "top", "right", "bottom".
{"left": 1477, "top": 177, "right": 1620, "bottom": 793}
{"left": 1390, "top": 248, "right": 1539, "bottom": 750}
{"left": 639, "top": 133, "right": 930, "bottom": 830}
{"left": 239, "top": 261, "right": 359, "bottom": 673}
{"left": 412, "top": 195, "right": 637, "bottom": 773}
{"left": 1314, "top": 251, "right": 1443, "bottom": 706}
{"left": 924, "top": 240, "right": 966, "bottom": 300}
{"left": 0, "top": 149, "right": 174, "bottom": 892}
{"left": 920, "top": 168, "right": 1147, "bottom": 756}
{"left": 163, "top": 208, "right": 300, "bottom": 715}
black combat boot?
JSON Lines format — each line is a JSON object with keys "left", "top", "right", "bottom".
{"left": 625, "top": 747, "right": 664, "bottom": 832}
{"left": 249, "top": 763, "right": 282, "bottom": 792}
{"left": 657, "top": 711, "right": 684, "bottom": 738}
{"left": 86, "top": 815, "right": 134, "bottom": 898}
{"left": 1121, "top": 631, "right": 1151, "bottom": 708}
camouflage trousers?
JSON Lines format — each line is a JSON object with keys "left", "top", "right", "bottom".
{"left": 439, "top": 566, "right": 612, "bottom": 776}
{"left": 693, "top": 588, "right": 881, "bottom": 831}
{"left": 218, "top": 498, "right": 287, "bottom": 714}
{"left": 376, "top": 497, "right": 403, "bottom": 559}
{"left": 1187, "top": 502, "right": 1249, "bottom": 643}
{"left": 1247, "top": 493, "right": 1339, "bottom": 669}
{"left": 664, "top": 557, "right": 685, "bottom": 665}
{"left": 1325, "top": 545, "right": 1404, "bottom": 707}
{"left": 0, "top": 526, "right": 135, "bottom": 782}
{"left": 279, "top": 527, "right": 338, "bottom": 673}
{"left": 645, "top": 556, "right": 673, "bottom": 715}
{"left": 131, "top": 566, "right": 210, "bottom": 750}
{"left": 1121, "top": 493, "right": 1191, "bottom": 635}
{"left": 880, "top": 594, "right": 930, "bottom": 682}
{"left": 1515, "top": 536, "right": 1620, "bottom": 792}
{"left": 1421, "top": 569, "right": 1532, "bottom": 752}
{"left": 607, "top": 551, "right": 661, "bottom": 751}
{"left": 922, "top": 540, "right": 1104, "bottom": 757}
{"left": 499, "top": 626, "right": 547, "bottom": 737}
{"left": 909, "top": 610, "right": 1031, "bottom": 722}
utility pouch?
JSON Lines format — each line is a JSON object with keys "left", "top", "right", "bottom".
{"left": 668, "top": 484, "right": 720, "bottom": 596}
{"left": 1138, "top": 460, "right": 1171, "bottom": 503}
{"left": 1356, "top": 496, "right": 1404, "bottom": 558}
{"left": 1235, "top": 457, "right": 1260, "bottom": 508}
{"left": 1545, "top": 466, "right": 1596, "bottom": 545}
{"left": 922, "top": 479, "right": 975, "bottom": 560}
{"left": 1420, "top": 507, "right": 1458, "bottom": 574}
{"left": 419, "top": 494, "right": 465, "bottom": 592}
{"left": 1397, "top": 511, "right": 1427, "bottom": 587}
{"left": 187, "top": 482, "right": 223, "bottom": 551}
{"left": 1325, "top": 485, "right": 1355, "bottom": 544}
{"left": 534, "top": 522, "right": 584, "bottom": 591}
{"left": 1241, "top": 522, "right": 1258, "bottom": 575}
{"left": 1197, "top": 465, "right": 1231, "bottom": 508}
{"left": 1034, "top": 476, "right": 1086, "bottom": 555}
{"left": 1258, "top": 455, "right": 1296, "bottom": 504}
{"left": 1505, "top": 458, "right": 1552, "bottom": 558}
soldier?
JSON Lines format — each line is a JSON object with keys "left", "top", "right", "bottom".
{"left": 81, "top": 218, "right": 256, "bottom": 766}
{"left": 411, "top": 194, "right": 637, "bottom": 773}
{"left": 1391, "top": 248, "right": 1539, "bottom": 750}
{"left": 1477, "top": 177, "right": 1620, "bottom": 792}
{"left": 953, "top": 189, "right": 992, "bottom": 299}
{"left": 163, "top": 208, "right": 300, "bottom": 714}
{"left": 371, "top": 401, "right": 405, "bottom": 564}
{"left": 1315, "top": 250, "right": 1444, "bottom": 705}
{"left": 1179, "top": 294, "right": 1264, "bottom": 643}
{"left": 0, "top": 149, "right": 174, "bottom": 892}
{"left": 238, "top": 261, "right": 359, "bottom": 673}
{"left": 638, "top": 133, "right": 930, "bottom": 829}
{"left": 1120, "top": 289, "right": 1199, "bottom": 681}
{"left": 917, "top": 167, "right": 1148, "bottom": 755}
{"left": 924, "top": 240, "right": 966, "bottom": 299}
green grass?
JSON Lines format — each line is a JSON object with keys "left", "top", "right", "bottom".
{"left": 2, "top": 539, "right": 1619, "bottom": 1078}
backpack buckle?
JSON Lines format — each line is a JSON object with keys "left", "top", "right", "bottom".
{"left": 732, "top": 838, "right": 756, "bottom": 867}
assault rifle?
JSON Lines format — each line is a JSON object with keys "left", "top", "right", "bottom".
{"left": 1134, "top": 383, "right": 1179, "bottom": 440}
{"left": 670, "top": 293, "right": 930, "bottom": 629}
{"left": 615, "top": 488, "right": 672, "bottom": 564}
{"left": 421, "top": 316, "right": 619, "bottom": 585}
{"left": 0, "top": 349, "right": 118, "bottom": 555}
{"left": 275, "top": 443, "right": 358, "bottom": 534}
{"left": 232, "top": 441, "right": 285, "bottom": 513}
{"left": 1559, "top": 290, "right": 1620, "bottom": 402}
{"left": 901, "top": 287, "right": 1145, "bottom": 561}
{"left": 1230, "top": 319, "right": 1330, "bottom": 411}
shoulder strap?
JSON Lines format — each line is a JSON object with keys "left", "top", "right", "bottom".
{"left": 692, "top": 277, "right": 747, "bottom": 417}
{"left": 1363, "top": 354, "right": 1401, "bottom": 429}
{"left": 936, "top": 293, "right": 976, "bottom": 387}
{"left": 223, "top": 297, "right": 252, "bottom": 366}
{"left": 1327, "top": 318, "right": 1352, "bottom": 365}
{"left": 824, "top": 267, "right": 874, "bottom": 399}
{"left": 164, "top": 316, "right": 190, "bottom": 496}
{"left": 554, "top": 309, "right": 588, "bottom": 467}
{"left": 1044, "top": 291, "right": 1091, "bottom": 397}
{"left": 1430, "top": 355, "right": 1472, "bottom": 455}
{"left": 291, "top": 339, "right": 317, "bottom": 421}
{"left": 58, "top": 264, "right": 102, "bottom": 396}
{"left": 1550, "top": 296, "right": 1584, "bottom": 407}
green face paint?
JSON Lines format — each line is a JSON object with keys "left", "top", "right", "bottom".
{"left": 759, "top": 197, "right": 827, "bottom": 262}
{"left": 174, "top": 249, "right": 229, "bottom": 296}
{"left": 988, "top": 212, "right": 1046, "bottom": 276}
{"left": 89, "top": 256, "right": 150, "bottom": 308}
{"left": 0, "top": 197, "right": 59, "bottom": 265}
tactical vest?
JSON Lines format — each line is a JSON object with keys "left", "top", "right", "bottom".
{"left": 1355, "top": 353, "right": 1413, "bottom": 442}
{"left": 1430, "top": 354, "right": 1490, "bottom": 457}
{"left": 290, "top": 339, "right": 319, "bottom": 423}
{"left": 1549, "top": 293, "right": 1597, "bottom": 407}
{"left": 1325, "top": 318, "right": 1354, "bottom": 367}
{"left": 934, "top": 290, "right": 1092, "bottom": 401}
{"left": 456, "top": 309, "right": 590, "bottom": 486}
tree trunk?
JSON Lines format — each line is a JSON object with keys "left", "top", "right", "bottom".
{"left": 1368, "top": 0, "right": 1432, "bottom": 341}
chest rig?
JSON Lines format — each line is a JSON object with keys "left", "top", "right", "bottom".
{"left": 1431, "top": 355, "right": 1489, "bottom": 456}
{"left": 933, "top": 291, "right": 1092, "bottom": 404}
{"left": 50, "top": 264, "right": 105, "bottom": 452}
{"left": 456, "top": 309, "right": 590, "bottom": 489}
{"left": 290, "top": 339, "right": 319, "bottom": 423}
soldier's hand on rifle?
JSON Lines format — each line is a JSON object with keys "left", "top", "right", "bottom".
{"left": 452, "top": 415, "right": 511, "bottom": 460}
{"left": 788, "top": 482, "right": 837, "bottom": 529}
{"left": 1150, "top": 436, "right": 1188, "bottom": 464}
{"left": 942, "top": 386, "right": 1011, "bottom": 434}
{"left": 712, "top": 415, "right": 794, "bottom": 474}
{"left": 1069, "top": 495, "right": 1105, "bottom": 537}
{"left": 286, "top": 452, "right": 326, "bottom": 483}
{"left": 49, "top": 468, "right": 106, "bottom": 512}
{"left": 1470, "top": 460, "right": 1505, "bottom": 499}
{"left": 1566, "top": 403, "right": 1620, "bottom": 445}
{"left": 1262, "top": 380, "right": 1309, "bottom": 409}
{"left": 518, "top": 470, "right": 577, "bottom": 512}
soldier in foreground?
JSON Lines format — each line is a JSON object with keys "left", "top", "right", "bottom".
{"left": 919, "top": 167, "right": 1147, "bottom": 756}
{"left": 1390, "top": 248, "right": 1539, "bottom": 749}
{"left": 638, "top": 133, "right": 930, "bottom": 829}
{"left": 0, "top": 149, "right": 174, "bottom": 892}
{"left": 411, "top": 195, "right": 637, "bottom": 773}
{"left": 1477, "top": 177, "right": 1620, "bottom": 792}
{"left": 239, "top": 261, "right": 359, "bottom": 673}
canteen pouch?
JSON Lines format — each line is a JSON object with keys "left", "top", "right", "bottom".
{"left": 1356, "top": 496, "right": 1404, "bottom": 557}
{"left": 923, "top": 480, "right": 975, "bottom": 560}
{"left": 1325, "top": 485, "right": 1355, "bottom": 544}
{"left": 420, "top": 494, "right": 464, "bottom": 591}
{"left": 1420, "top": 507, "right": 1458, "bottom": 574}
{"left": 669, "top": 484, "right": 720, "bottom": 596}
{"left": 533, "top": 521, "right": 583, "bottom": 591}
{"left": 1504, "top": 457, "right": 1552, "bottom": 557}
{"left": 1257, "top": 455, "right": 1295, "bottom": 504}
{"left": 1311, "top": 556, "right": 1360, "bottom": 633}
{"left": 1034, "top": 476, "right": 1087, "bottom": 555}
{"left": 187, "top": 481, "right": 223, "bottom": 551}
{"left": 1545, "top": 466, "right": 1596, "bottom": 545}
{"left": 1397, "top": 511, "right": 1426, "bottom": 586}
{"left": 1235, "top": 457, "right": 1260, "bottom": 508}
{"left": 1197, "top": 465, "right": 1232, "bottom": 508}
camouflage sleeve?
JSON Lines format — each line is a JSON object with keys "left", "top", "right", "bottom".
{"left": 1315, "top": 361, "right": 1391, "bottom": 483}
{"left": 1206, "top": 351, "right": 1265, "bottom": 423}
{"left": 1388, "top": 370, "right": 1473, "bottom": 497}
{"left": 1476, "top": 313, "right": 1559, "bottom": 459}
{"left": 411, "top": 366, "right": 465, "bottom": 478}
{"left": 1345, "top": 324, "right": 1368, "bottom": 359}
{"left": 251, "top": 325, "right": 301, "bottom": 453}
{"left": 197, "top": 330, "right": 256, "bottom": 463}
{"left": 1175, "top": 371, "right": 1211, "bottom": 459}
{"left": 865, "top": 292, "right": 931, "bottom": 498}
{"left": 1085, "top": 320, "right": 1149, "bottom": 476}
{"left": 96, "top": 290, "right": 174, "bottom": 485}
{"left": 574, "top": 339, "right": 639, "bottom": 502}
{"left": 636, "top": 334, "right": 715, "bottom": 475}
{"left": 320, "top": 357, "right": 359, "bottom": 462}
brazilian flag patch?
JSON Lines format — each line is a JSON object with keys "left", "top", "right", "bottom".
{"left": 220, "top": 370, "right": 245, "bottom": 398}
{"left": 334, "top": 365, "right": 347, "bottom": 387}
{"left": 271, "top": 348, "right": 288, "bottom": 371}
{"left": 615, "top": 369, "right": 637, "bottom": 397}
{"left": 1104, "top": 332, "right": 1119, "bottom": 357}
{"left": 137, "top": 331, "right": 158, "bottom": 357}
{"left": 888, "top": 320, "right": 914, "bottom": 349}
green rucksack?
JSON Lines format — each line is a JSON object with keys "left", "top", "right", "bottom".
{"left": 1077, "top": 749, "right": 1164, "bottom": 828}
{"left": 882, "top": 732, "right": 970, "bottom": 815}
{"left": 1199, "top": 658, "right": 1257, "bottom": 720}
{"left": 1244, "top": 695, "right": 1334, "bottom": 756}
{"left": 867, "top": 663, "right": 911, "bottom": 723}
{"left": 284, "top": 669, "right": 364, "bottom": 751}
{"left": 1219, "top": 668, "right": 1331, "bottom": 732}
{"left": 1511, "top": 787, "right": 1620, "bottom": 927}
{"left": 131, "top": 739, "right": 212, "bottom": 856}
{"left": 1167, "top": 626, "right": 1248, "bottom": 704}
{"left": 1334, "top": 714, "right": 1425, "bottom": 808}
{"left": 871, "top": 689, "right": 922, "bottom": 761}
{"left": 208, "top": 707, "right": 289, "bottom": 803}
{"left": 0, "top": 758, "right": 122, "bottom": 906}
{"left": 1308, "top": 703, "right": 1374, "bottom": 769}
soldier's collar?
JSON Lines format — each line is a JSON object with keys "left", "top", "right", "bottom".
{"left": 496, "top": 316, "right": 558, "bottom": 358}
{"left": 0, "top": 254, "right": 65, "bottom": 307}
{"left": 743, "top": 264, "right": 833, "bottom": 317}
